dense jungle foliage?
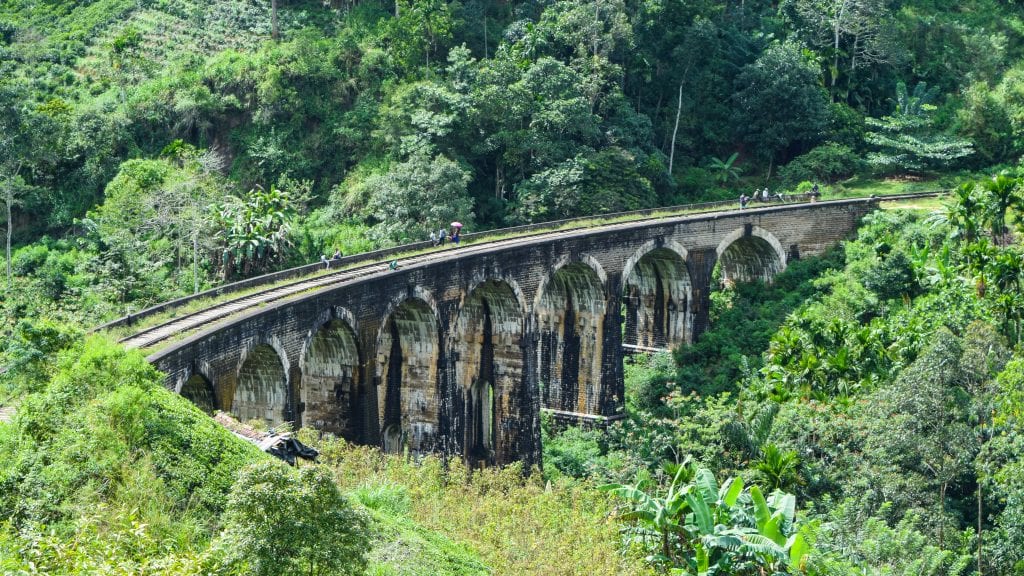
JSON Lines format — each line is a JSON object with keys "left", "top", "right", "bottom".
{"left": 4, "top": 0, "right": 1024, "bottom": 330}
{"left": 7, "top": 0, "right": 1024, "bottom": 574}
{"left": 542, "top": 182, "right": 1024, "bottom": 574}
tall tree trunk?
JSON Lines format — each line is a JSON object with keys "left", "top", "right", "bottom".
{"left": 848, "top": 32, "right": 859, "bottom": 100}
{"left": 271, "top": 0, "right": 280, "bottom": 41}
{"left": 978, "top": 482, "right": 983, "bottom": 575}
{"left": 5, "top": 187, "right": 11, "bottom": 292}
{"left": 193, "top": 232, "right": 199, "bottom": 295}
{"left": 668, "top": 81, "right": 684, "bottom": 176}
{"left": 831, "top": 0, "right": 847, "bottom": 101}
{"left": 939, "top": 481, "right": 947, "bottom": 548}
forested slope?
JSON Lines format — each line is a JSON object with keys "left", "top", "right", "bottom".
{"left": 7, "top": 2, "right": 1024, "bottom": 574}
{"left": 541, "top": 188, "right": 1024, "bottom": 574}
{"left": 4, "top": 0, "right": 1024, "bottom": 331}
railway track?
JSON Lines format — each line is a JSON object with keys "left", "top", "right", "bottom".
{"left": 119, "top": 197, "right": 784, "bottom": 350}
{"left": 116, "top": 192, "right": 942, "bottom": 351}
{"left": 119, "top": 213, "right": 667, "bottom": 350}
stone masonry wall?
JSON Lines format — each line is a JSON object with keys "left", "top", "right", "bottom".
{"left": 152, "top": 199, "right": 877, "bottom": 467}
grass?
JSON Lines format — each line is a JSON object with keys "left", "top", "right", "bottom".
{"left": 830, "top": 173, "right": 966, "bottom": 197}
{"left": 362, "top": 504, "right": 491, "bottom": 576}
{"left": 880, "top": 195, "right": 948, "bottom": 212}
{"left": 309, "top": 434, "right": 653, "bottom": 576}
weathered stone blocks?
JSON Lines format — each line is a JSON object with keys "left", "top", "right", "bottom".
{"left": 160, "top": 199, "right": 877, "bottom": 467}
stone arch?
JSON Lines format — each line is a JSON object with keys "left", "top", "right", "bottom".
{"left": 454, "top": 278, "right": 527, "bottom": 465}
{"left": 179, "top": 369, "right": 217, "bottom": 414}
{"left": 375, "top": 296, "right": 441, "bottom": 456}
{"left": 299, "top": 308, "right": 361, "bottom": 439}
{"left": 233, "top": 340, "right": 291, "bottom": 426}
{"left": 533, "top": 259, "right": 607, "bottom": 415}
{"left": 714, "top": 225, "right": 787, "bottom": 285}
{"left": 622, "top": 241, "right": 693, "bottom": 349}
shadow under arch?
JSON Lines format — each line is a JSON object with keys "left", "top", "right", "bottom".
{"left": 714, "top": 225, "right": 787, "bottom": 285}
{"left": 453, "top": 277, "right": 528, "bottom": 466}
{"left": 233, "top": 340, "right": 292, "bottom": 426}
{"left": 299, "top": 307, "right": 361, "bottom": 439}
{"left": 533, "top": 258, "right": 607, "bottom": 415}
{"left": 179, "top": 369, "right": 217, "bottom": 414}
{"left": 621, "top": 240, "right": 693, "bottom": 349}
{"left": 375, "top": 295, "right": 441, "bottom": 456}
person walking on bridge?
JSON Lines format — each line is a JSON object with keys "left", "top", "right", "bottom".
{"left": 450, "top": 221, "right": 463, "bottom": 246}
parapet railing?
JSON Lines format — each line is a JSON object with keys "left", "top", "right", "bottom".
{"left": 95, "top": 189, "right": 945, "bottom": 333}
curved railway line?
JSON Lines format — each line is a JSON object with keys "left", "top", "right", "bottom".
{"left": 118, "top": 209, "right": 702, "bottom": 350}
{"left": 114, "top": 192, "right": 943, "bottom": 352}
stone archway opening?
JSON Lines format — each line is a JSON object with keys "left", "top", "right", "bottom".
{"left": 623, "top": 248, "right": 692, "bottom": 350}
{"left": 301, "top": 319, "right": 360, "bottom": 439}
{"left": 470, "top": 380, "right": 495, "bottom": 457}
{"left": 181, "top": 372, "right": 216, "bottom": 414}
{"left": 233, "top": 344, "right": 291, "bottom": 426}
{"left": 377, "top": 298, "right": 439, "bottom": 455}
{"left": 454, "top": 280, "right": 526, "bottom": 465}
{"left": 383, "top": 423, "right": 405, "bottom": 455}
{"left": 717, "top": 232, "right": 785, "bottom": 286}
{"left": 535, "top": 262, "right": 606, "bottom": 415}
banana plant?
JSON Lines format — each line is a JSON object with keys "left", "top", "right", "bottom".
{"left": 603, "top": 462, "right": 811, "bottom": 575}
{"left": 707, "top": 153, "right": 742, "bottom": 185}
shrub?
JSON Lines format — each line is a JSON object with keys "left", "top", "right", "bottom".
{"left": 861, "top": 249, "right": 920, "bottom": 301}
{"left": 543, "top": 425, "right": 606, "bottom": 479}
{"left": 0, "top": 335, "right": 261, "bottom": 526}
{"left": 778, "top": 143, "right": 863, "bottom": 187}
{"left": 10, "top": 244, "right": 49, "bottom": 276}
{"left": 218, "top": 461, "right": 371, "bottom": 576}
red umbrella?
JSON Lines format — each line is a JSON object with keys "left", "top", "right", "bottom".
{"left": 450, "top": 221, "right": 463, "bottom": 228}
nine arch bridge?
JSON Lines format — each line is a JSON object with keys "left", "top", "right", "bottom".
{"left": 132, "top": 198, "right": 878, "bottom": 468}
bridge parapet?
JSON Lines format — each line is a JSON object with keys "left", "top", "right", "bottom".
{"left": 99, "top": 193, "right": 824, "bottom": 334}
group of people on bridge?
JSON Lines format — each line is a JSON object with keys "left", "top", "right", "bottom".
{"left": 389, "top": 222, "right": 466, "bottom": 271}
{"left": 319, "top": 248, "right": 344, "bottom": 269}
{"left": 739, "top": 183, "right": 820, "bottom": 209}
{"left": 739, "top": 188, "right": 785, "bottom": 208}
{"left": 430, "top": 222, "right": 464, "bottom": 247}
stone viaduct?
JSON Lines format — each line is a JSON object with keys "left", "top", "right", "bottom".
{"left": 150, "top": 199, "right": 878, "bottom": 468}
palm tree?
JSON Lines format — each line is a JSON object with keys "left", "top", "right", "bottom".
{"left": 929, "top": 182, "right": 983, "bottom": 244}
{"left": 962, "top": 237, "right": 996, "bottom": 297}
{"left": 981, "top": 172, "right": 1021, "bottom": 244}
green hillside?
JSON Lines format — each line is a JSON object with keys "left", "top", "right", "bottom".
{"left": 7, "top": 1, "right": 1024, "bottom": 574}
{"left": 0, "top": 329, "right": 641, "bottom": 574}
{"left": 5, "top": 0, "right": 1024, "bottom": 330}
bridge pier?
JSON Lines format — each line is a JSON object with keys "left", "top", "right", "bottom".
{"left": 688, "top": 247, "right": 718, "bottom": 341}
